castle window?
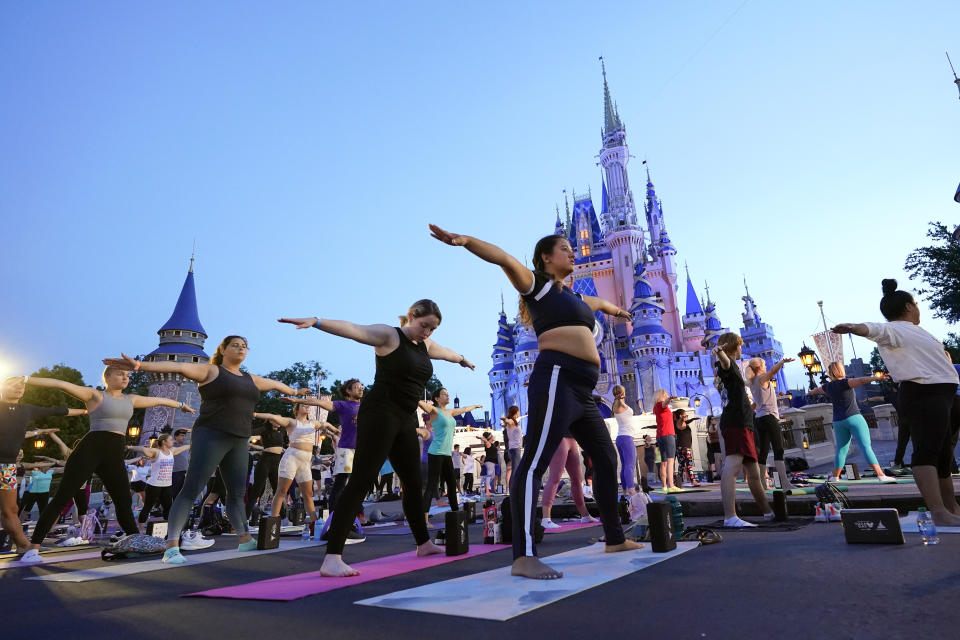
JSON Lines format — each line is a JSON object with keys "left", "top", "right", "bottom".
{"left": 167, "top": 355, "right": 176, "bottom": 361}
{"left": 191, "top": 332, "right": 198, "bottom": 338}
{"left": 174, "top": 330, "right": 181, "bottom": 336}
{"left": 579, "top": 229, "right": 589, "bottom": 240}
{"left": 192, "top": 357, "right": 200, "bottom": 362}
{"left": 581, "top": 246, "right": 591, "bottom": 257}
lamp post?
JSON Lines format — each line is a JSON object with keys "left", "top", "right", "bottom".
{"left": 692, "top": 393, "right": 717, "bottom": 416}
{"left": 32, "top": 436, "right": 46, "bottom": 450}
{"left": 126, "top": 424, "right": 140, "bottom": 441}
{"left": 798, "top": 344, "right": 818, "bottom": 390}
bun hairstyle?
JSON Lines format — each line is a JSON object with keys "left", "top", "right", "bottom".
{"left": 519, "top": 234, "right": 568, "bottom": 326}
{"left": 399, "top": 299, "right": 442, "bottom": 327}
{"left": 879, "top": 279, "right": 915, "bottom": 321}
{"left": 153, "top": 434, "right": 172, "bottom": 449}
{"left": 212, "top": 335, "right": 247, "bottom": 365}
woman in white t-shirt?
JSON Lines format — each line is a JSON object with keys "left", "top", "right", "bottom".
{"left": 128, "top": 434, "right": 190, "bottom": 525}
{"left": 833, "top": 279, "right": 960, "bottom": 526}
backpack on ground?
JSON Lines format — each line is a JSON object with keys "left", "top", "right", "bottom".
{"left": 100, "top": 534, "right": 167, "bottom": 561}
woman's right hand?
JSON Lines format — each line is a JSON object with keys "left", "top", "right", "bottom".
{"left": 428, "top": 224, "right": 468, "bottom": 247}
{"left": 102, "top": 353, "right": 138, "bottom": 370}
{"left": 278, "top": 317, "right": 319, "bottom": 330}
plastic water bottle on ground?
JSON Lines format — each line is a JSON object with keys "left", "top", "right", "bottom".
{"left": 917, "top": 508, "right": 940, "bottom": 545}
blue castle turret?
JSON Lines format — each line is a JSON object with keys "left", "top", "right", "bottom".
{"left": 739, "top": 277, "right": 787, "bottom": 389}
{"left": 488, "top": 304, "right": 516, "bottom": 426}
{"left": 141, "top": 259, "right": 209, "bottom": 440}
{"left": 628, "top": 262, "right": 673, "bottom": 409}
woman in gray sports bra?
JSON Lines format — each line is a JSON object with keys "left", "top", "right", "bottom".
{"left": 104, "top": 336, "right": 312, "bottom": 565}
{"left": 22, "top": 367, "right": 196, "bottom": 562}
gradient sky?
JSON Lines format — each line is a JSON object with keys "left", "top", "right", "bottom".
{"left": 2, "top": 2, "right": 958, "bottom": 410}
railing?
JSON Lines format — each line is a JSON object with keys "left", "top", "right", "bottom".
{"left": 863, "top": 413, "right": 878, "bottom": 430}
{"left": 779, "top": 417, "right": 827, "bottom": 449}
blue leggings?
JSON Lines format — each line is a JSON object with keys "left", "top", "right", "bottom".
{"left": 166, "top": 426, "right": 250, "bottom": 543}
{"left": 615, "top": 435, "right": 636, "bottom": 491}
{"left": 833, "top": 414, "right": 879, "bottom": 469}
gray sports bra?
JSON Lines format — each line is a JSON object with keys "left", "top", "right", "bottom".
{"left": 89, "top": 393, "right": 134, "bottom": 435}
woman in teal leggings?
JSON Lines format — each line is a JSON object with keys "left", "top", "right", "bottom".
{"left": 810, "top": 362, "right": 897, "bottom": 483}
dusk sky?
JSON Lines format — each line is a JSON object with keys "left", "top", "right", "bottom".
{"left": 2, "top": 2, "right": 958, "bottom": 412}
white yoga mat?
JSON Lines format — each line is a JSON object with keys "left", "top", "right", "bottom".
{"left": 900, "top": 512, "right": 960, "bottom": 534}
{"left": 0, "top": 549, "right": 103, "bottom": 571}
{"left": 26, "top": 539, "right": 325, "bottom": 583}
{"left": 356, "top": 541, "right": 699, "bottom": 620}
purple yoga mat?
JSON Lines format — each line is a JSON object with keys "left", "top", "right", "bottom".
{"left": 544, "top": 521, "right": 602, "bottom": 534}
{"left": 183, "top": 544, "right": 509, "bottom": 601}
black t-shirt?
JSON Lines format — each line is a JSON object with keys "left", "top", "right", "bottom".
{"left": 0, "top": 402, "right": 68, "bottom": 463}
{"left": 823, "top": 379, "right": 860, "bottom": 422}
{"left": 369, "top": 328, "right": 433, "bottom": 413}
{"left": 521, "top": 271, "right": 595, "bottom": 337}
{"left": 717, "top": 363, "right": 754, "bottom": 430}
{"left": 676, "top": 426, "right": 693, "bottom": 449}
{"left": 252, "top": 424, "right": 287, "bottom": 449}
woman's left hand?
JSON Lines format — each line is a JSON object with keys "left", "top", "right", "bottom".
{"left": 179, "top": 403, "right": 197, "bottom": 414}
{"left": 278, "top": 317, "right": 319, "bottom": 330}
{"left": 459, "top": 357, "right": 476, "bottom": 370}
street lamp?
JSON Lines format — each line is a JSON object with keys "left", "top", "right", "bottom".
{"left": 798, "top": 343, "right": 818, "bottom": 390}
{"left": 33, "top": 436, "right": 46, "bottom": 450}
{"left": 126, "top": 424, "right": 140, "bottom": 439}
{"left": 691, "top": 393, "right": 716, "bottom": 416}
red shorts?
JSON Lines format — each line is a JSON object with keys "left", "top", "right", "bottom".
{"left": 721, "top": 427, "right": 758, "bottom": 462}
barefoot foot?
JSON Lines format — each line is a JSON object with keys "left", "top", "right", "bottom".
{"left": 605, "top": 539, "right": 644, "bottom": 553}
{"left": 416, "top": 540, "right": 443, "bottom": 557}
{"left": 511, "top": 556, "right": 563, "bottom": 579}
{"left": 931, "top": 509, "right": 960, "bottom": 527}
{"left": 320, "top": 554, "right": 359, "bottom": 577}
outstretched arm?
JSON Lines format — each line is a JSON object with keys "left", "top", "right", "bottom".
{"left": 418, "top": 401, "right": 438, "bottom": 416}
{"left": 848, "top": 375, "right": 885, "bottom": 389}
{"left": 711, "top": 346, "right": 731, "bottom": 370}
{"left": 759, "top": 358, "right": 794, "bottom": 384}
{"left": 582, "top": 295, "right": 631, "bottom": 319}
{"left": 808, "top": 386, "right": 826, "bottom": 396}
{"left": 101, "top": 354, "right": 215, "bottom": 384}
{"left": 424, "top": 339, "right": 476, "bottom": 370}
{"left": 429, "top": 225, "right": 535, "bottom": 294}
{"left": 130, "top": 396, "right": 197, "bottom": 413}
{"left": 831, "top": 323, "right": 869, "bottom": 338}
{"left": 253, "top": 412, "right": 293, "bottom": 429}
{"left": 24, "top": 376, "right": 98, "bottom": 403}
{"left": 277, "top": 317, "right": 397, "bottom": 349}
{"left": 126, "top": 446, "right": 159, "bottom": 460}
{"left": 249, "top": 375, "right": 312, "bottom": 396}
{"left": 449, "top": 404, "right": 483, "bottom": 417}
{"left": 281, "top": 396, "right": 335, "bottom": 412}
{"left": 48, "top": 432, "right": 72, "bottom": 458}
{"left": 312, "top": 421, "right": 340, "bottom": 436}
{"left": 171, "top": 445, "right": 191, "bottom": 456}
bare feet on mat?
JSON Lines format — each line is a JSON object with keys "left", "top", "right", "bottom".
{"left": 604, "top": 539, "right": 644, "bottom": 553}
{"left": 511, "top": 556, "right": 563, "bottom": 580}
{"left": 320, "top": 554, "right": 359, "bottom": 577}
{"left": 931, "top": 510, "right": 960, "bottom": 527}
{"left": 416, "top": 540, "right": 443, "bottom": 557}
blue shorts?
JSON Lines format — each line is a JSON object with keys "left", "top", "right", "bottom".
{"left": 658, "top": 435, "right": 677, "bottom": 459}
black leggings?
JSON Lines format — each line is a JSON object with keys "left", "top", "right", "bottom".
{"left": 463, "top": 473, "right": 474, "bottom": 493}
{"left": 246, "top": 452, "right": 281, "bottom": 518}
{"left": 422, "top": 453, "right": 458, "bottom": 513}
{"left": 32, "top": 431, "right": 138, "bottom": 544}
{"left": 138, "top": 484, "right": 172, "bottom": 523}
{"left": 19, "top": 492, "right": 49, "bottom": 518}
{"left": 324, "top": 394, "right": 428, "bottom": 555}
{"left": 510, "top": 351, "right": 624, "bottom": 560}
{"left": 900, "top": 382, "right": 957, "bottom": 477}
{"left": 329, "top": 472, "right": 350, "bottom": 512}
{"left": 376, "top": 473, "right": 394, "bottom": 496}
{"left": 754, "top": 414, "right": 785, "bottom": 465}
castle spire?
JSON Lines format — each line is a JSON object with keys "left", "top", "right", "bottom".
{"left": 158, "top": 264, "right": 206, "bottom": 335}
{"left": 684, "top": 264, "right": 703, "bottom": 315}
{"left": 600, "top": 56, "right": 623, "bottom": 136}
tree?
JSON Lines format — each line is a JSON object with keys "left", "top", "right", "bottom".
{"left": 944, "top": 333, "right": 960, "bottom": 364}
{"left": 425, "top": 375, "right": 444, "bottom": 399}
{"left": 254, "top": 360, "right": 329, "bottom": 417}
{"left": 869, "top": 347, "right": 886, "bottom": 374}
{"left": 905, "top": 222, "right": 960, "bottom": 323}
{"left": 20, "top": 365, "right": 90, "bottom": 461}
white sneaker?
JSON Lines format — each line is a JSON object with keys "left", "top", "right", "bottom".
{"left": 814, "top": 504, "right": 828, "bottom": 522}
{"left": 580, "top": 515, "right": 599, "bottom": 523}
{"left": 180, "top": 531, "right": 215, "bottom": 550}
{"left": 722, "top": 516, "right": 757, "bottom": 528}
{"left": 877, "top": 475, "right": 898, "bottom": 484}
{"left": 826, "top": 504, "right": 842, "bottom": 522}
{"left": 19, "top": 549, "right": 43, "bottom": 564}
{"left": 827, "top": 475, "right": 839, "bottom": 482}
{"left": 762, "top": 511, "right": 776, "bottom": 520}
{"left": 541, "top": 518, "right": 561, "bottom": 529}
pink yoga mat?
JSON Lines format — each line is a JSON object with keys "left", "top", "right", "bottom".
{"left": 544, "top": 521, "right": 602, "bottom": 534}
{"left": 184, "top": 544, "right": 509, "bottom": 601}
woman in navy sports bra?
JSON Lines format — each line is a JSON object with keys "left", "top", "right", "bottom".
{"left": 430, "top": 225, "right": 642, "bottom": 580}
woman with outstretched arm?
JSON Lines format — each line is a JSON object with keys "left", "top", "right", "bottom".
{"left": 103, "top": 336, "right": 311, "bottom": 564}
{"left": 22, "top": 368, "right": 194, "bottom": 562}
{"left": 429, "top": 224, "right": 641, "bottom": 580}
{"left": 279, "top": 299, "right": 475, "bottom": 577}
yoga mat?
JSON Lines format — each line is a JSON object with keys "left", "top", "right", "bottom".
{"left": 0, "top": 543, "right": 99, "bottom": 561}
{"left": 357, "top": 541, "right": 699, "bottom": 620}
{"left": 652, "top": 488, "right": 711, "bottom": 494}
{"left": 365, "top": 527, "right": 417, "bottom": 536}
{"left": 184, "top": 544, "right": 509, "bottom": 601}
{"left": 734, "top": 486, "right": 848, "bottom": 495}
{"left": 900, "top": 512, "right": 960, "bottom": 534}
{"left": 544, "top": 521, "right": 602, "bottom": 534}
{"left": 704, "top": 518, "right": 813, "bottom": 532}
{"left": 0, "top": 549, "right": 103, "bottom": 571}
{"left": 836, "top": 478, "right": 913, "bottom": 485}
{"left": 27, "top": 539, "right": 325, "bottom": 583}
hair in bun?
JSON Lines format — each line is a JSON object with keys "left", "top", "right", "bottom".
{"left": 879, "top": 279, "right": 914, "bottom": 321}
{"left": 881, "top": 279, "right": 898, "bottom": 296}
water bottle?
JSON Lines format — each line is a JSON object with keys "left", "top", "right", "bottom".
{"left": 301, "top": 522, "right": 312, "bottom": 542}
{"left": 917, "top": 508, "right": 940, "bottom": 545}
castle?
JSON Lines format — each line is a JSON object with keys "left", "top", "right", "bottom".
{"left": 488, "top": 62, "right": 787, "bottom": 426}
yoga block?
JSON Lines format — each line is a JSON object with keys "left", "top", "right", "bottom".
{"left": 843, "top": 463, "right": 860, "bottom": 480}
{"left": 146, "top": 521, "right": 168, "bottom": 538}
{"left": 445, "top": 510, "right": 469, "bottom": 556}
{"left": 647, "top": 502, "right": 676, "bottom": 552}
{"left": 257, "top": 515, "right": 281, "bottom": 550}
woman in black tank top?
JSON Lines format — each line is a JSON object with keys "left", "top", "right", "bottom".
{"left": 103, "top": 336, "right": 312, "bottom": 564}
{"left": 279, "top": 299, "right": 474, "bottom": 578}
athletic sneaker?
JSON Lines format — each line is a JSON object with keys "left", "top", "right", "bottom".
{"left": 237, "top": 538, "right": 258, "bottom": 551}
{"left": 541, "top": 518, "right": 561, "bottom": 529}
{"left": 344, "top": 530, "right": 365, "bottom": 545}
{"left": 827, "top": 475, "right": 839, "bottom": 482}
{"left": 722, "top": 516, "right": 757, "bottom": 528}
{"left": 180, "top": 531, "right": 215, "bottom": 550}
{"left": 826, "top": 504, "right": 842, "bottom": 522}
{"left": 580, "top": 515, "right": 599, "bottom": 523}
{"left": 814, "top": 504, "right": 828, "bottom": 522}
{"left": 762, "top": 511, "right": 776, "bottom": 520}
{"left": 877, "top": 475, "right": 899, "bottom": 484}
{"left": 19, "top": 549, "right": 43, "bottom": 564}
{"left": 162, "top": 548, "right": 187, "bottom": 564}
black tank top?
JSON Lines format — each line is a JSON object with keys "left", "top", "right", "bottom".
{"left": 368, "top": 328, "right": 433, "bottom": 413}
{"left": 193, "top": 366, "right": 260, "bottom": 437}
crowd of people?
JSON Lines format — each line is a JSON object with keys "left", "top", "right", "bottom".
{"left": 2, "top": 237, "right": 957, "bottom": 580}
